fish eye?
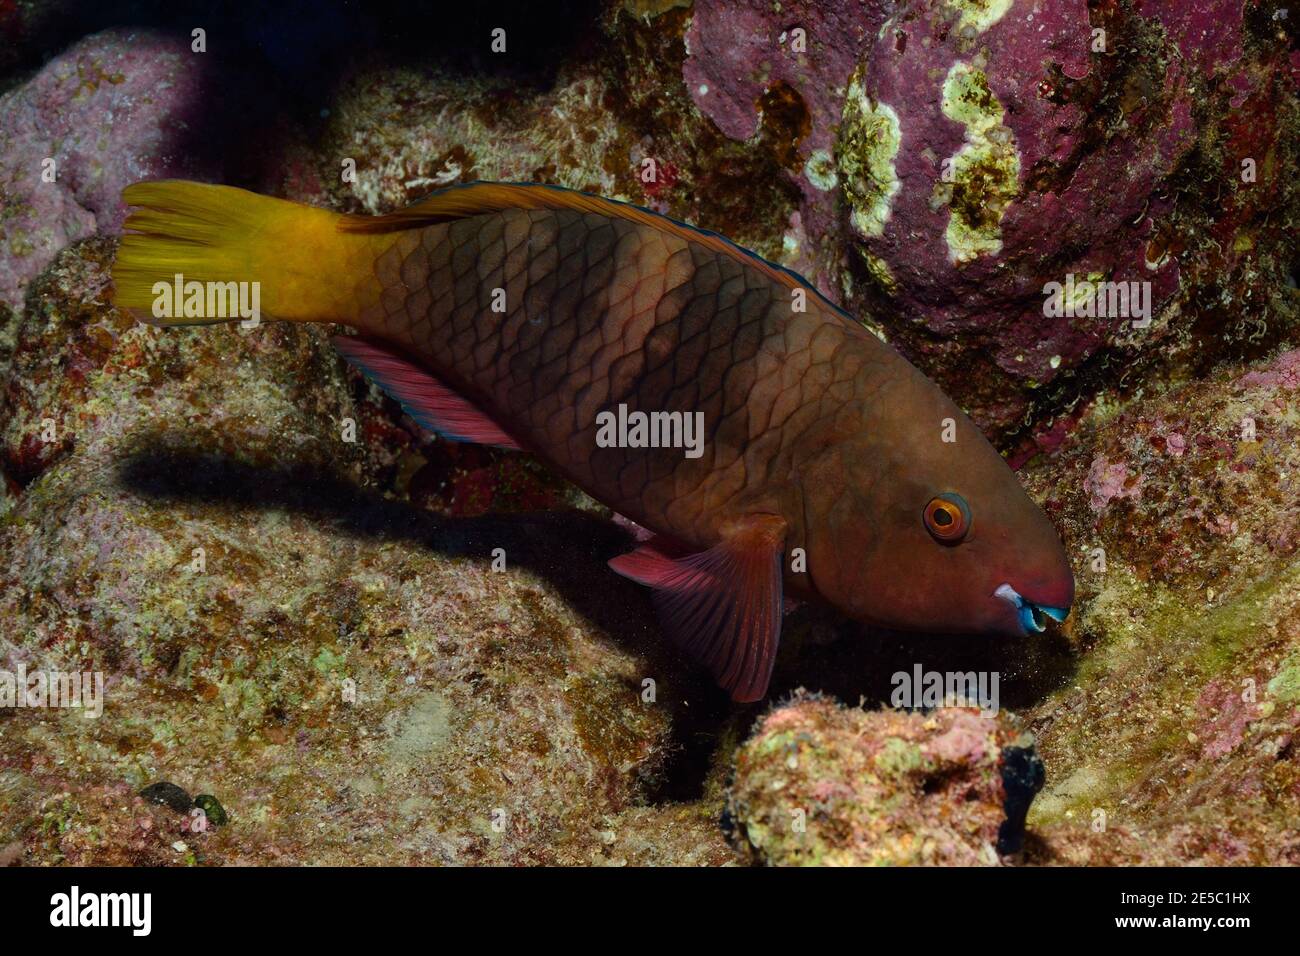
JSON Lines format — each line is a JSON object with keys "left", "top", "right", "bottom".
{"left": 923, "top": 493, "right": 971, "bottom": 544}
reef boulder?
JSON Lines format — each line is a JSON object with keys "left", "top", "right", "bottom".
{"left": 687, "top": 0, "right": 1298, "bottom": 441}
{"left": 0, "top": 29, "right": 213, "bottom": 309}
{"left": 726, "top": 693, "right": 1039, "bottom": 865}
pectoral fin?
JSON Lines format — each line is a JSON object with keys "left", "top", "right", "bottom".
{"left": 333, "top": 335, "right": 522, "bottom": 450}
{"left": 609, "top": 514, "right": 787, "bottom": 703}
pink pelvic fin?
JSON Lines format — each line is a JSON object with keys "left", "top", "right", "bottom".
{"left": 333, "top": 335, "right": 521, "bottom": 450}
{"left": 609, "top": 515, "right": 787, "bottom": 703}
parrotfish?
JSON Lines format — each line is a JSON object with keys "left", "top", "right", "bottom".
{"left": 111, "top": 180, "right": 1074, "bottom": 701}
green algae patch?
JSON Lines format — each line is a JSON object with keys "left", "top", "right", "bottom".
{"left": 944, "top": 0, "right": 1014, "bottom": 35}
{"left": 837, "top": 67, "right": 902, "bottom": 239}
{"left": 936, "top": 63, "right": 1019, "bottom": 263}
{"left": 857, "top": 247, "right": 899, "bottom": 296}
{"left": 1029, "top": 559, "right": 1300, "bottom": 841}
{"left": 941, "top": 64, "right": 1003, "bottom": 131}
{"left": 1267, "top": 651, "right": 1300, "bottom": 705}
{"left": 802, "top": 148, "right": 838, "bottom": 192}
{"left": 565, "top": 673, "right": 663, "bottom": 774}
{"left": 874, "top": 736, "right": 924, "bottom": 780}
{"left": 311, "top": 645, "right": 346, "bottom": 676}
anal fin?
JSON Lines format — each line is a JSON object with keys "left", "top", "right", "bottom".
{"left": 609, "top": 514, "right": 787, "bottom": 703}
{"left": 333, "top": 335, "right": 521, "bottom": 450}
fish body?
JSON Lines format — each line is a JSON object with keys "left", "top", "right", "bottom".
{"left": 112, "top": 181, "right": 1074, "bottom": 701}
{"left": 353, "top": 205, "right": 893, "bottom": 573}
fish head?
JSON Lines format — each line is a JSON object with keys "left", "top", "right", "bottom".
{"left": 812, "top": 365, "right": 1074, "bottom": 637}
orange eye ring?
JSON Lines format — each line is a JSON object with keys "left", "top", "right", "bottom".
{"left": 923, "top": 493, "right": 971, "bottom": 543}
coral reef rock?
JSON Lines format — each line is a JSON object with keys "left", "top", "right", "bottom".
{"left": 0, "top": 29, "right": 217, "bottom": 309}
{"left": 1, "top": 5, "right": 1298, "bottom": 868}
{"left": 1017, "top": 345, "right": 1300, "bottom": 865}
{"left": 688, "top": 0, "right": 1298, "bottom": 442}
{"left": 726, "top": 693, "right": 1035, "bottom": 866}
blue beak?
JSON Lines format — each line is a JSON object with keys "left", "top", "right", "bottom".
{"left": 994, "top": 584, "right": 1070, "bottom": 634}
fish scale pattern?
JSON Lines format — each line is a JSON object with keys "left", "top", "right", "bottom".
{"left": 355, "top": 205, "right": 896, "bottom": 548}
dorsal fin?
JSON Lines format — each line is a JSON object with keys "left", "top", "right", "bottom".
{"left": 337, "top": 181, "right": 817, "bottom": 300}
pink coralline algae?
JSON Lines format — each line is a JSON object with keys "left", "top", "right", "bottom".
{"left": 1237, "top": 348, "right": 1300, "bottom": 391}
{"left": 726, "top": 695, "right": 1035, "bottom": 866}
{"left": 0, "top": 29, "right": 212, "bottom": 307}
{"left": 1136, "top": 0, "right": 1246, "bottom": 75}
{"left": 1084, "top": 455, "right": 1141, "bottom": 514}
{"left": 929, "top": 714, "right": 996, "bottom": 764}
{"left": 684, "top": 0, "right": 889, "bottom": 151}
{"left": 1197, "top": 680, "right": 1264, "bottom": 761}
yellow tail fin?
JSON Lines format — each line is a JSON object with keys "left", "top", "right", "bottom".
{"left": 112, "top": 181, "right": 388, "bottom": 325}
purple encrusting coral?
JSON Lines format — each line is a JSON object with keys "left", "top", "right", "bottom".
{"left": 849, "top": 1, "right": 1185, "bottom": 378}
{"left": 686, "top": 0, "right": 1297, "bottom": 441}
{"left": 683, "top": 0, "right": 889, "bottom": 147}
{"left": 682, "top": 0, "right": 891, "bottom": 293}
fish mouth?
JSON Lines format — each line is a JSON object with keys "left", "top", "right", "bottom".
{"left": 993, "top": 584, "right": 1070, "bottom": 634}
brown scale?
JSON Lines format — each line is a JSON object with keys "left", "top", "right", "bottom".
{"left": 351, "top": 205, "right": 903, "bottom": 567}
